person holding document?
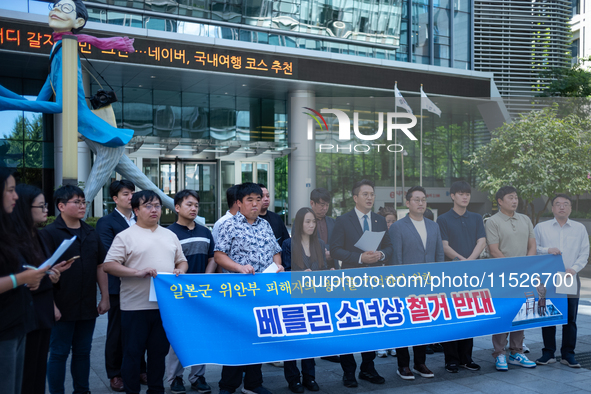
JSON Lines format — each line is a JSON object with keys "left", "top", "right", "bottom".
{"left": 534, "top": 194, "right": 589, "bottom": 368}
{"left": 330, "top": 179, "right": 393, "bottom": 388}
{"left": 389, "top": 185, "right": 443, "bottom": 381}
{"left": 0, "top": 168, "right": 49, "bottom": 394}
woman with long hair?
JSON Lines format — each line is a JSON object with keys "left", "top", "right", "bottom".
{"left": 13, "top": 184, "right": 72, "bottom": 393}
{"left": 0, "top": 169, "right": 48, "bottom": 394}
{"left": 281, "top": 208, "right": 329, "bottom": 393}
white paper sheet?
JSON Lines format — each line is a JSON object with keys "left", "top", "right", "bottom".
{"left": 354, "top": 231, "right": 385, "bottom": 252}
{"left": 38, "top": 236, "right": 77, "bottom": 270}
{"left": 263, "top": 262, "right": 279, "bottom": 273}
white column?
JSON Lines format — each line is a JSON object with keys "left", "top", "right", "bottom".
{"left": 288, "top": 90, "right": 316, "bottom": 225}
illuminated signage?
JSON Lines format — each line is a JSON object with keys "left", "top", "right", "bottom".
{"left": 0, "top": 21, "right": 297, "bottom": 79}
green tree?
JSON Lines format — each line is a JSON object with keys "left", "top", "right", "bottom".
{"left": 540, "top": 57, "right": 591, "bottom": 97}
{"left": 468, "top": 106, "right": 591, "bottom": 225}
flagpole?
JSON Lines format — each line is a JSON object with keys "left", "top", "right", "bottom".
{"left": 420, "top": 84, "right": 423, "bottom": 187}
{"left": 394, "top": 82, "right": 398, "bottom": 208}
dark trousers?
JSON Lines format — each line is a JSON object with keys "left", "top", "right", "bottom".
{"left": 340, "top": 352, "right": 376, "bottom": 375}
{"left": 396, "top": 346, "right": 426, "bottom": 368}
{"left": 121, "top": 309, "right": 170, "bottom": 394}
{"left": 22, "top": 328, "right": 52, "bottom": 394}
{"left": 284, "top": 359, "right": 315, "bottom": 384}
{"left": 106, "top": 295, "right": 146, "bottom": 379}
{"left": 442, "top": 338, "right": 474, "bottom": 365}
{"left": 542, "top": 296, "right": 579, "bottom": 358}
{"left": 219, "top": 364, "right": 263, "bottom": 393}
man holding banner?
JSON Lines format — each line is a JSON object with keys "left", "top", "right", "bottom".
{"left": 534, "top": 194, "right": 589, "bottom": 368}
{"left": 329, "top": 179, "right": 393, "bottom": 388}
{"left": 485, "top": 186, "right": 537, "bottom": 371}
{"left": 214, "top": 182, "right": 284, "bottom": 394}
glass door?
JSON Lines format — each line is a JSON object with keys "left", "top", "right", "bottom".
{"left": 183, "top": 162, "right": 217, "bottom": 224}
{"left": 160, "top": 161, "right": 177, "bottom": 224}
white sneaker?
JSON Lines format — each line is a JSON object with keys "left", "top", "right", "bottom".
{"left": 271, "top": 361, "right": 284, "bottom": 367}
{"left": 389, "top": 349, "right": 397, "bottom": 357}
{"left": 508, "top": 353, "right": 536, "bottom": 368}
{"left": 522, "top": 342, "right": 530, "bottom": 353}
{"left": 377, "top": 350, "right": 388, "bottom": 358}
{"left": 495, "top": 355, "right": 508, "bottom": 371}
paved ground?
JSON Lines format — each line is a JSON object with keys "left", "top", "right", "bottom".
{"left": 51, "top": 294, "right": 591, "bottom": 394}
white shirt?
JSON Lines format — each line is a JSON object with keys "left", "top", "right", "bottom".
{"left": 410, "top": 216, "right": 428, "bottom": 249}
{"left": 115, "top": 208, "right": 136, "bottom": 227}
{"left": 354, "top": 207, "right": 372, "bottom": 232}
{"left": 534, "top": 218, "right": 589, "bottom": 273}
{"left": 212, "top": 210, "right": 234, "bottom": 243}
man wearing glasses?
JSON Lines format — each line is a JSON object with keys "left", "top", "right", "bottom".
{"left": 39, "top": 185, "right": 110, "bottom": 394}
{"left": 104, "top": 190, "right": 188, "bottom": 394}
{"left": 389, "top": 185, "right": 443, "bottom": 381}
{"left": 534, "top": 194, "right": 589, "bottom": 368}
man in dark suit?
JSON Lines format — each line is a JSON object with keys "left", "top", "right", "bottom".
{"left": 95, "top": 180, "right": 145, "bottom": 392}
{"left": 389, "top": 185, "right": 444, "bottom": 381}
{"left": 330, "top": 179, "right": 394, "bottom": 388}
{"left": 310, "top": 188, "right": 337, "bottom": 269}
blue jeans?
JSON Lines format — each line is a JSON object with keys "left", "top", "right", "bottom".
{"left": 542, "top": 296, "right": 579, "bottom": 358}
{"left": 0, "top": 333, "right": 26, "bottom": 394}
{"left": 47, "top": 319, "right": 96, "bottom": 394}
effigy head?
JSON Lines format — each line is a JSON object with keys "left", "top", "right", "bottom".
{"left": 48, "top": 0, "right": 88, "bottom": 34}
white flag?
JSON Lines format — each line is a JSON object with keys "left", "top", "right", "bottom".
{"left": 420, "top": 86, "right": 441, "bottom": 117}
{"left": 394, "top": 84, "right": 413, "bottom": 114}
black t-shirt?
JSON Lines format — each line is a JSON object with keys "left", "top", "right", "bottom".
{"left": 259, "top": 210, "right": 290, "bottom": 247}
{"left": 167, "top": 222, "right": 215, "bottom": 274}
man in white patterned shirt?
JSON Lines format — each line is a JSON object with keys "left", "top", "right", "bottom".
{"left": 534, "top": 194, "right": 589, "bottom": 368}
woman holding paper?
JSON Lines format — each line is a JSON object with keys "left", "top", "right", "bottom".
{"left": 281, "top": 207, "right": 329, "bottom": 393}
{"left": 0, "top": 168, "right": 49, "bottom": 394}
{"left": 12, "top": 184, "right": 73, "bottom": 394}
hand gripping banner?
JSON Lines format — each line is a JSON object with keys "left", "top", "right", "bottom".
{"left": 153, "top": 254, "right": 568, "bottom": 366}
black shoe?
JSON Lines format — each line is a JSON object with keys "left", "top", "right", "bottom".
{"left": 288, "top": 381, "right": 304, "bottom": 393}
{"left": 303, "top": 379, "right": 320, "bottom": 391}
{"left": 321, "top": 355, "right": 341, "bottom": 363}
{"left": 445, "top": 363, "right": 459, "bottom": 373}
{"left": 343, "top": 373, "right": 358, "bottom": 388}
{"left": 425, "top": 346, "right": 435, "bottom": 354}
{"left": 461, "top": 362, "right": 481, "bottom": 371}
{"left": 430, "top": 343, "right": 444, "bottom": 353}
{"left": 358, "top": 370, "right": 385, "bottom": 384}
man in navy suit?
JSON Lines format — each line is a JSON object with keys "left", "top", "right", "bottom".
{"left": 389, "top": 185, "right": 444, "bottom": 381}
{"left": 96, "top": 180, "right": 145, "bottom": 392}
{"left": 330, "top": 179, "right": 394, "bottom": 388}
{"left": 310, "top": 188, "right": 337, "bottom": 270}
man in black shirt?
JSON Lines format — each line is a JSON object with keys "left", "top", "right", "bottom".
{"left": 257, "top": 184, "right": 290, "bottom": 247}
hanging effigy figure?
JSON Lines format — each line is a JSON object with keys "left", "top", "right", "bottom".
{"left": 0, "top": 0, "right": 179, "bottom": 217}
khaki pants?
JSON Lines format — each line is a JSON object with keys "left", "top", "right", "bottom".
{"left": 492, "top": 330, "right": 524, "bottom": 358}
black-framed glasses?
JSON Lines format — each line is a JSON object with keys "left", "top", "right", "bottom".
{"left": 31, "top": 203, "right": 49, "bottom": 212}
{"left": 48, "top": 2, "right": 75, "bottom": 14}
{"left": 66, "top": 200, "right": 88, "bottom": 207}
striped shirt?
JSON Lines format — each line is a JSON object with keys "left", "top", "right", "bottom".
{"left": 167, "top": 222, "right": 215, "bottom": 273}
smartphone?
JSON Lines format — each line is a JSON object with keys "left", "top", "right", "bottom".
{"left": 66, "top": 255, "right": 80, "bottom": 263}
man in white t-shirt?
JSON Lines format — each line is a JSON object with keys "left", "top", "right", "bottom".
{"left": 104, "top": 190, "right": 188, "bottom": 394}
{"left": 388, "top": 185, "right": 444, "bottom": 381}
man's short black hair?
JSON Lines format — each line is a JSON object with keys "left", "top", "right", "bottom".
{"left": 109, "top": 180, "right": 135, "bottom": 199}
{"left": 450, "top": 181, "right": 471, "bottom": 195}
{"left": 495, "top": 186, "right": 518, "bottom": 203}
{"left": 236, "top": 182, "right": 262, "bottom": 202}
{"left": 424, "top": 208, "right": 434, "bottom": 221}
{"left": 406, "top": 185, "right": 426, "bottom": 201}
{"left": 174, "top": 189, "right": 199, "bottom": 207}
{"left": 54, "top": 185, "right": 84, "bottom": 211}
{"left": 226, "top": 185, "right": 238, "bottom": 209}
{"left": 257, "top": 183, "right": 267, "bottom": 190}
{"left": 352, "top": 179, "right": 375, "bottom": 196}
{"left": 552, "top": 194, "right": 573, "bottom": 205}
{"left": 131, "top": 190, "right": 162, "bottom": 211}
{"left": 310, "top": 188, "right": 331, "bottom": 204}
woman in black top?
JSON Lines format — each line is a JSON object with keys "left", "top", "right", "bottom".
{"left": 0, "top": 168, "right": 48, "bottom": 394}
{"left": 281, "top": 208, "right": 329, "bottom": 393}
{"left": 13, "top": 184, "right": 72, "bottom": 394}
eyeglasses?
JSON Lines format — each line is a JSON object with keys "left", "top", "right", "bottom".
{"left": 359, "top": 193, "right": 375, "bottom": 198}
{"left": 66, "top": 200, "right": 88, "bottom": 207}
{"left": 411, "top": 198, "right": 427, "bottom": 204}
{"left": 31, "top": 203, "right": 49, "bottom": 212}
{"left": 553, "top": 203, "right": 571, "bottom": 208}
{"left": 143, "top": 204, "right": 162, "bottom": 211}
{"left": 48, "top": 2, "right": 75, "bottom": 14}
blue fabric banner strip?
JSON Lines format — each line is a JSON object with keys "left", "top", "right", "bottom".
{"left": 153, "top": 254, "right": 567, "bottom": 366}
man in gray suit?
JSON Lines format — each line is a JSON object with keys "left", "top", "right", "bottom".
{"left": 389, "top": 185, "right": 444, "bottom": 381}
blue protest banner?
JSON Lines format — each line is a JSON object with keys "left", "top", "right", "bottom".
{"left": 153, "top": 254, "right": 568, "bottom": 366}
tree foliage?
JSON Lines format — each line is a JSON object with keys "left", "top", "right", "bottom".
{"left": 540, "top": 57, "right": 591, "bottom": 98}
{"left": 467, "top": 105, "right": 591, "bottom": 225}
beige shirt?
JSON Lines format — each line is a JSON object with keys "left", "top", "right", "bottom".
{"left": 485, "top": 211, "right": 534, "bottom": 257}
{"left": 105, "top": 225, "right": 186, "bottom": 311}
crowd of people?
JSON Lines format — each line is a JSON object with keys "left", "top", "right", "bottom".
{"left": 0, "top": 168, "right": 588, "bottom": 394}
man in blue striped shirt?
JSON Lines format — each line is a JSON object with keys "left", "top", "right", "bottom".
{"left": 166, "top": 189, "right": 216, "bottom": 394}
